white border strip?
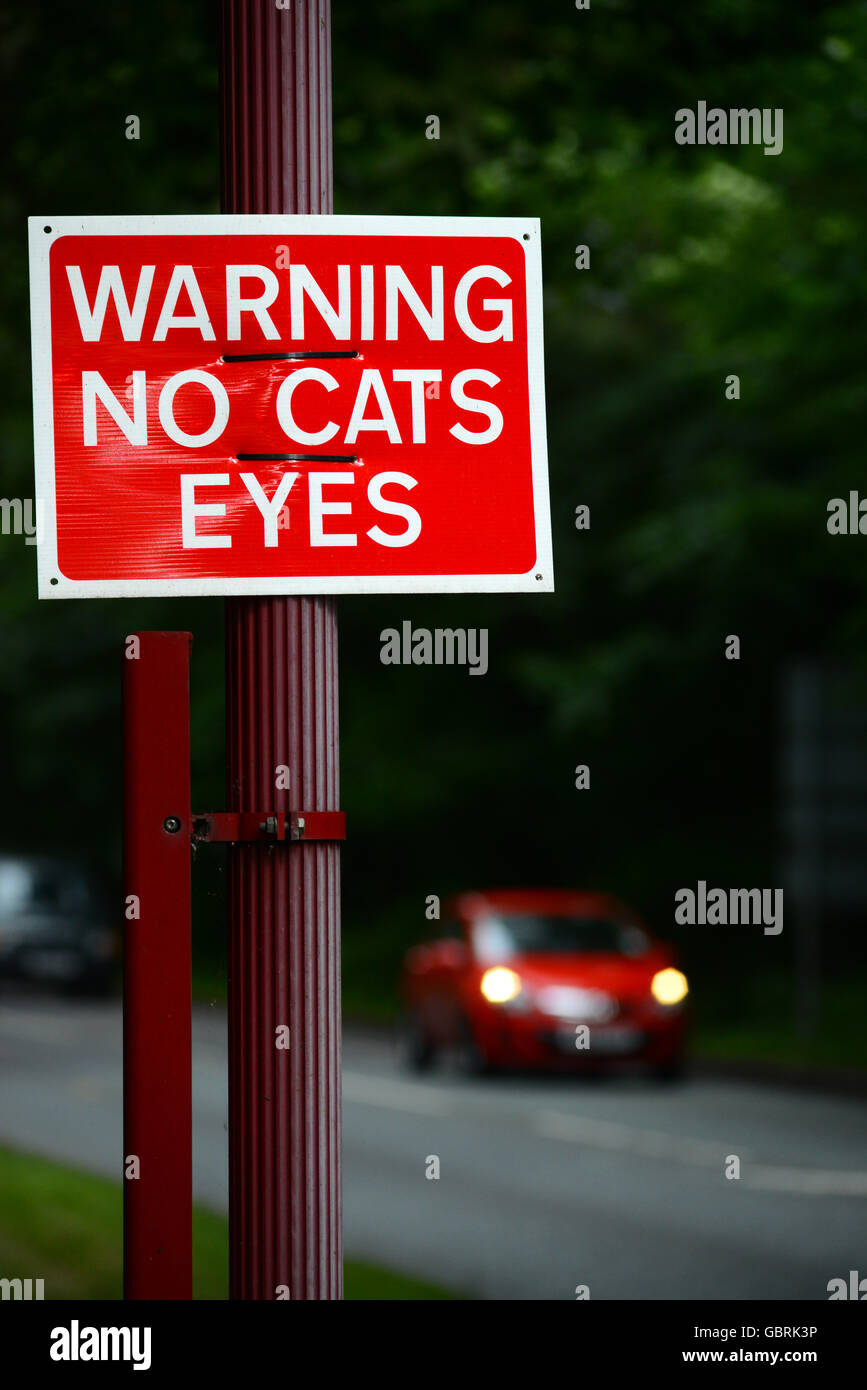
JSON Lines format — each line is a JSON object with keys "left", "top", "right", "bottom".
{"left": 28, "top": 214, "right": 553, "bottom": 599}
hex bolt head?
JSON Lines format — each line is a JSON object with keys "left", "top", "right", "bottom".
{"left": 163, "top": 816, "right": 182, "bottom": 834}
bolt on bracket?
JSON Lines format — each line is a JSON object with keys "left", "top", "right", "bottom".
{"left": 191, "top": 811, "right": 345, "bottom": 844}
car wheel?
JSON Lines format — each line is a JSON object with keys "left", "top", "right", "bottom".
{"left": 454, "top": 1018, "right": 497, "bottom": 1077}
{"left": 396, "top": 1011, "right": 436, "bottom": 1072}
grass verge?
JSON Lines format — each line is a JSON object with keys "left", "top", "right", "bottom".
{"left": 0, "top": 1145, "right": 454, "bottom": 1300}
{"left": 693, "top": 973, "right": 867, "bottom": 1071}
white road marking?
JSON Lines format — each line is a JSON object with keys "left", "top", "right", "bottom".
{"left": 535, "top": 1108, "right": 867, "bottom": 1196}
{"left": 535, "top": 1108, "right": 726, "bottom": 1166}
{"left": 745, "top": 1164, "right": 867, "bottom": 1197}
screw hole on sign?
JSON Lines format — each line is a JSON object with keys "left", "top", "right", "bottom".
{"left": 535, "top": 573, "right": 543, "bottom": 580}
{"left": 50, "top": 577, "right": 58, "bottom": 585}
{"left": 523, "top": 233, "right": 530, "bottom": 240}
{"left": 44, "top": 226, "right": 52, "bottom": 233}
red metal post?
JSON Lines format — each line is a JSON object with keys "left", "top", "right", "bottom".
{"left": 220, "top": 0, "right": 342, "bottom": 1300}
{"left": 123, "top": 631, "right": 193, "bottom": 1300}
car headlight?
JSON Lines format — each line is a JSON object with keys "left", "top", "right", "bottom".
{"left": 651, "top": 967, "right": 688, "bottom": 1006}
{"left": 480, "top": 966, "right": 523, "bottom": 1005}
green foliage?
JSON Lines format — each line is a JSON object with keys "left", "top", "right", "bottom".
{"left": 1, "top": 2, "right": 866, "bottom": 1022}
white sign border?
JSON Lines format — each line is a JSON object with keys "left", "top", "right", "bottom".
{"left": 28, "top": 213, "right": 554, "bottom": 599}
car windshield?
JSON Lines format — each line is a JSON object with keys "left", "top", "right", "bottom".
{"left": 472, "top": 913, "right": 649, "bottom": 963}
{"left": 0, "top": 861, "right": 96, "bottom": 917}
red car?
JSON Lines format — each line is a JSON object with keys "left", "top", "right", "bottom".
{"left": 399, "top": 889, "right": 688, "bottom": 1079}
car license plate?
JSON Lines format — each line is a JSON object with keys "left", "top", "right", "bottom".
{"left": 589, "top": 1026, "right": 644, "bottom": 1054}
{"left": 558, "top": 1024, "right": 643, "bottom": 1055}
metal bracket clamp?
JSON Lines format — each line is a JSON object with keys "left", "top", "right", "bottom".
{"left": 191, "top": 811, "right": 346, "bottom": 844}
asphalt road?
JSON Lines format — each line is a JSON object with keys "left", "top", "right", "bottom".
{"left": 0, "top": 994, "right": 864, "bottom": 1299}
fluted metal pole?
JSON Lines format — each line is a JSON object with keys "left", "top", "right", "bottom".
{"left": 220, "top": 0, "right": 342, "bottom": 1300}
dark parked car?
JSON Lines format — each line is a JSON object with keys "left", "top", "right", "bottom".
{"left": 0, "top": 855, "right": 118, "bottom": 994}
